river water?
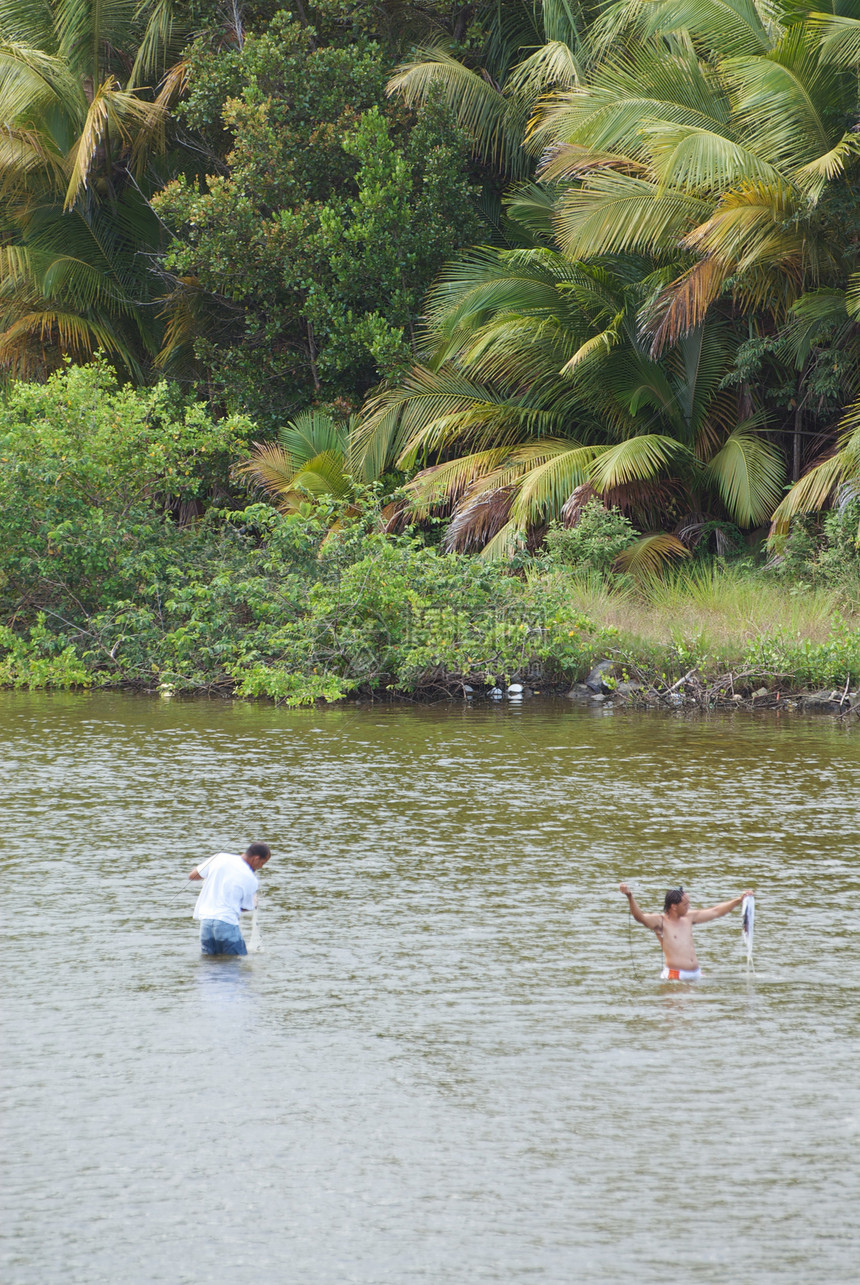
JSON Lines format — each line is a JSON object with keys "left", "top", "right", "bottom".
{"left": 1, "top": 692, "right": 858, "bottom": 1284}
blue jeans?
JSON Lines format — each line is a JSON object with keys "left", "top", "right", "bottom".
{"left": 200, "top": 919, "right": 247, "bottom": 956}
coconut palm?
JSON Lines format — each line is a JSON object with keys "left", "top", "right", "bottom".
{"left": 352, "top": 245, "right": 785, "bottom": 555}
{"left": 387, "top": 0, "right": 590, "bottom": 180}
{"left": 237, "top": 410, "right": 356, "bottom": 514}
{"left": 0, "top": 0, "right": 191, "bottom": 375}
{"left": 533, "top": 4, "right": 860, "bottom": 350}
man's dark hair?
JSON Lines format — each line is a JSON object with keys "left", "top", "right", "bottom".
{"left": 663, "top": 886, "right": 685, "bottom": 912}
{"left": 246, "top": 841, "right": 271, "bottom": 861}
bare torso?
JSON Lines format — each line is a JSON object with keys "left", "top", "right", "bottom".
{"left": 654, "top": 912, "right": 699, "bottom": 970}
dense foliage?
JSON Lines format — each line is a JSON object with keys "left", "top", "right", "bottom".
{"left": 1, "top": 365, "right": 858, "bottom": 700}
{"left": 1, "top": 2, "right": 858, "bottom": 708}
{"left": 360, "top": 0, "right": 860, "bottom": 547}
{"left": 152, "top": 3, "right": 482, "bottom": 421}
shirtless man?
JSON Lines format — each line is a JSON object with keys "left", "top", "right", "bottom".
{"left": 619, "top": 883, "right": 753, "bottom": 980}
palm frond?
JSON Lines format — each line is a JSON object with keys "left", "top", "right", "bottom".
{"left": 130, "top": 0, "right": 185, "bottom": 88}
{"left": 794, "top": 130, "right": 860, "bottom": 199}
{"left": 538, "top": 141, "right": 648, "bottom": 182}
{"left": 644, "top": 257, "right": 732, "bottom": 353}
{"left": 235, "top": 442, "right": 298, "bottom": 496}
{"left": 639, "top": 0, "right": 773, "bottom": 58}
{"left": 0, "top": 38, "right": 85, "bottom": 123}
{"left": 289, "top": 452, "right": 353, "bottom": 504}
{"left": 64, "top": 78, "right": 164, "bottom": 208}
{"left": 400, "top": 448, "right": 513, "bottom": 518}
{"left": 846, "top": 271, "right": 860, "bottom": 319}
{"left": 509, "top": 442, "right": 604, "bottom": 525}
{"left": 681, "top": 182, "right": 803, "bottom": 274}
{"left": 615, "top": 532, "right": 690, "bottom": 572}
{"left": 476, "top": 518, "right": 527, "bottom": 561}
{"left": 0, "top": 304, "right": 132, "bottom": 365}
{"left": 588, "top": 434, "right": 690, "bottom": 490}
{"left": 560, "top": 481, "right": 599, "bottom": 525}
{"left": 703, "top": 420, "right": 785, "bottom": 525}
{"left": 643, "top": 120, "right": 783, "bottom": 192}
{"left": 387, "top": 47, "right": 527, "bottom": 173}
{"left": 350, "top": 364, "right": 514, "bottom": 478}
{"left": 559, "top": 317, "right": 623, "bottom": 375}
{"left": 726, "top": 33, "right": 838, "bottom": 171}
{"left": 277, "top": 410, "right": 348, "bottom": 469}
{"left": 769, "top": 445, "right": 855, "bottom": 533}
{"left": 502, "top": 181, "right": 561, "bottom": 242}
{"left": 782, "top": 286, "right": 852, "bottom": 365}
{"left": 443, "top": 489, "right": 515, "bottom": 553}
{"left": 236, "top": 442, "right": 352, "bottom": 512}
{"left": 805, "top": 11, "right": 860, "bottom": 66}
{"left": 554, "top": 172, "right": 712, "bottom": 258}
{"left": 0, "top": 0, "right": 56, "bottom": 48}
{"left": 0, "top": 125, "right": 67, "bottom": 194}
{"left": 531, "top": 43, "right": 730, "bottom": 155}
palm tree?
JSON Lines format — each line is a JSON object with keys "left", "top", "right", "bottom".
{"left": 236, "top": 410, "right": 357, "bottom": 513}
{"left": 352, "top": 245, "right": 785, "bottom": 555}
{"left": 378, "top": 0, "right": 860, "bottom": 544}
{"left": 387, "top": 0, "right": 590, "bottom": 180}
{"left": 0, "top": 0, "right": 191, "bottom": 376}
{"left": 532, "top": 3, "right": 860, "bottom": 349}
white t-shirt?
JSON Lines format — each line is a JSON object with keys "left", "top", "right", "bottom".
{"left": 192, "top": 853, "right": 258, "bottom": 926}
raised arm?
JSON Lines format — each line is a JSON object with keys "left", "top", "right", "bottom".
{"left": 690, "top": 891, "right": 753, "bottom": 924}
{"left": 619, "top": 884, "right": 662, "bottom": 930}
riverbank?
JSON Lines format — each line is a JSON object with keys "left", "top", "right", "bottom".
{"left": 3, "top": 364, "right": 858, "bottom": 711}
{"left": 2, "top": 537, "right": 857, "bottom": 717}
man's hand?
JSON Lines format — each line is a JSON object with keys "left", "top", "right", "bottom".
{"left": 619, "top": 883, "right": 631, "bottom": 896}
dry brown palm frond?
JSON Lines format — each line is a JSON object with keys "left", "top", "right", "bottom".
{"left": 399, "top": 449, "right": 512, "bottom": 520}
{"left": 603, "top": 477, "right": 690, "bottom": 531}
{"left": 443, "top": 487, "right": 515, "bottom": 552}
{"left": 154, "top": 58, "right": 190, "bottom": 111}
{"left": 560, "top": 482, "right": 600, "bottom": 527}
{"left": 64, "top": 79, "right": 166, "bottom": 209}
{"left": 537, "top": 143, "right": 648, "bottom": 183}
{"left": 644, "top": 256, "right": 732, "bottom": 355}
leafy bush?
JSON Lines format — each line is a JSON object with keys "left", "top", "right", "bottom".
{"left": 155, "top": 7, "right": 481, "bottom": 420}
{"left": 743, "top": 617, "right": 860, "bottom": 688}
{"left": 541, "top": 501, "right": 639, "bottom": 574}
{"left": 0, "top": 361, "right": 252, "bottom": 624}
{"left": 0, "top": 474, "right": 617, "bottom": 700}
{"left": 771, "top": 500, "right": 860, "bottom": 589}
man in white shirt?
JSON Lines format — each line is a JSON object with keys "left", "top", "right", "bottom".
{"left": 187, "top": 842, "right": 271, "bottom": 955}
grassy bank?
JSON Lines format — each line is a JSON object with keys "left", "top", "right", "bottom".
{"left": 555, "top": 565, "right": 860, "bottom": 702}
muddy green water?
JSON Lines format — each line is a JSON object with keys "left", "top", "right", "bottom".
{"left": 1, "top": 692, "right": 858, "bottom": 1284}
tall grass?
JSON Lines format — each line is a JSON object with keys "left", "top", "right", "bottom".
{"left": 549, "top": 562, "right": 860, "bottom": 681}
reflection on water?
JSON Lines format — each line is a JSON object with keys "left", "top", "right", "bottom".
{"left": 1, "top": 691, "right": 858, "bottom": 1284}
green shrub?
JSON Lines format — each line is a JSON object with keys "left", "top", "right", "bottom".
{"left": 743, "top": 616, "right": 860, "bottom": 687}
{"left": 771, "top": 499, "right": 860, "bottom": 589}
{"left": 0, "top": 361, "right": 252, "bottom": 625}
{"left": 541, "top": 501, "right": 639, "bottom": 574}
